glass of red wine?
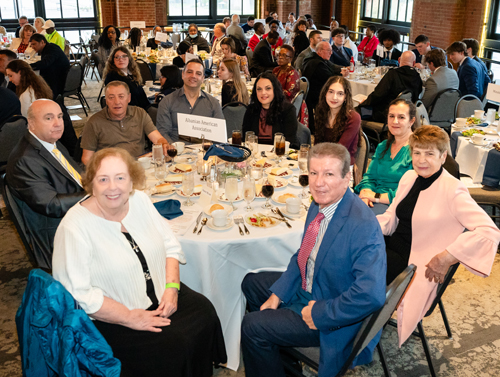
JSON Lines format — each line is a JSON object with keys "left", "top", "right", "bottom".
{"left": 261, "top": 179, "right": 274, "bottom": 209}
{"left": 167, "top": 146, "right": 177, "bottom": 169}
{"left": 298, "top": 173, "right": 309, "bottom": 199}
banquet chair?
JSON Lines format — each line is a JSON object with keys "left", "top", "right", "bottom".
{"left": 416, "top": 100, "right": 430, "bottom": 126}
{"left": 0, "top": 115, "right": 27, "bottom": 171}
{"left": 353, "top": 131, "right": 369, "bottom": 187}
{"left": 296, "top": 121, "right": 311, "bottom": 146}
{"left": 136, "top": 59, "right": 155, "bottom": 83}
{"left": 455, "top": 94, "right": 483, "bottom": 119}
{"left": 467, "top": 187, "right": 500, "bottom": 226}
{"left": 299, "top": 77, "right": 309, "bottom": 102}
{"left": 281, "top": 264, "right": 417, "bottom": 377}
{"left": 292, "top": 91, "right": 304, "bottom": 117}
{"left": 170, "top": 33, "right": 181, "bottom": 49}
{"left": 222, "top": 101, "right": 248, "bottom": 136}
{"left": 427, "top": 88, "right": 460, "bottom": 133}
{"left": 63, "top": 63, "right": 90, "bottom": 117}
{"left": 148, "top": 106, "right": 158, "bottom": 126}
{"left": 246, "top": 48, "right": 254, "bottom": 68}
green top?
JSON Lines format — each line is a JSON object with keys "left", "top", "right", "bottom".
{"left": 354, "top": 140, "right": 412, "bottom": 203}
{"left": 45, "top": 30, "right": 65, "bottom": 51}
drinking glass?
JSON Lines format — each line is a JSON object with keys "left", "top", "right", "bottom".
{"left": 274, "top": 133, "right": 286, "bottom": 163}
{"left": 225, "top": 177, "right": 239, "bottom": 210}
{"left": 154, "top": 157, "right": 167, "bottom": 181}
{"left": 298, "top": 149, "right": 308, "bottom": 172}
{"left": 153, "top": 143, "right": 163, "bottom": 161}
{"left": 201, "top": 161, "right": 211, "bottom": 181}
{"left": 261, "top": 179, "right": 274, "bottom": 209}
{"left": 298, "top": 172, "right": 309, "bottom": 199}
{"left": 245, "top": 131, "right": 255, "bottom": 147}
{"left": 249, "top": 135, "right": 259, "bottom": 160}
{"left": 251, "top": 166, "right": 263, "bottom": 180}
{"left": 182, "top": 171, "right": 195, "bottom": 206}
{"left": 232, "top": 130, "right": 242, "bottom": 145}
{"left": 166, "top": 145, "right": 177, "bottom": 168}
{"left": 242, "top": 177, "right": 255, "bottom": 211}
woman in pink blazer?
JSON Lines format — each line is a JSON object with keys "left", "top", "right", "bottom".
{"left": 377, "top": 125, "right": 500, "bottom": 345}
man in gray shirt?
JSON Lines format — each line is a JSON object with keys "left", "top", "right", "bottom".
{"left": 227, "top": 14, "right": 247, "bottom": 49}
{"left": 294, "top": 30, "right": 323, "bottom": 73}
{"left": 157, "top": 59, "right": 224, "bottom": 143}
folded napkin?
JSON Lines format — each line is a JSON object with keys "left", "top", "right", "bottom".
{"left": 476, "top": 123, "right": 488, "bottom": 127}
{"left": 450, "top": 131, "right": 461, "bottom": 158}
{"left": 203, "top": 144, "right": 245, "bottom": 160}
{"left": 153, "top": 199, "right": 183, "bottom": 220}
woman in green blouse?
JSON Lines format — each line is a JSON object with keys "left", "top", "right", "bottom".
{"left": 354, "top": 99, "right": 416, "bottom": 214}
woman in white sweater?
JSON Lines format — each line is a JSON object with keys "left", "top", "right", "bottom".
{"left": 52, "top": 148, "right": 227, "bottom": 377}
{"left": 5, "top": 60, "right": 52, "bottom": 117}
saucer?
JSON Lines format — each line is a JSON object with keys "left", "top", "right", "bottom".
{"left": 281, "top": 207, "right": 307, "bottom": 218}
{"left": 469, "top": 140, "right": 488, "bottom": 147}
{"left": 206, "top": 218, "right": 234, "bottom": 231}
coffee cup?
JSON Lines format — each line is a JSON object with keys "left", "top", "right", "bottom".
{"left": 285, "top": 141, "right": 290, "bottom": 154}
{"left": 138, "top": 157, "right": 151, "bottom": 169}
{"left": 212, "top": 209, "right": 230, "bottom": 227}
{"left": 474, "top": 110, "right": 485, "bottom": 119}
{"left": 286, "top": 197, "right": 301, "bottom": 214}
{"left": 472, "top": 134, "right": 487, "bottom": 145}
{"left": 145, "top": 80, "right": 154, "bottom": 88}
{"left": 172, "top": 141, "right": 185, "bottom": 154}
{"left": 455, "top": 118, "right": 467, "bottom": 128}
{"left": 486, "top": 108, "right": 496, "bottom": 124}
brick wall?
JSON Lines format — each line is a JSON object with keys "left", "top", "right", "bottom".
{"left": 115, "top": 0, "right": 157, "bottom": 28}
{"left": 155, "top": 0, "right": 167, "bottom": 25}
{"left": 101, "top": 0, "right": 117, "bottom": 27}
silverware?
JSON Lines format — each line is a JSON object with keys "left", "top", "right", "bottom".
{"left": 302, "top": 203, "right": 309, "bottom": 211}
{"left": 274, "top": 208, "right": 292, "bottom": 228}
{"left": 261, "top": 151, "right": 267, "bottom": 157}
{"left": 271, "top": 208, "right": 294, "bottom": 221}
{"left": 197, "top": 218, "right": 208, "bottom": 235}
{"left": 237, "top": 216, "right": 250, "bottom": 235}
{"left": 234, "top": 217, "right": 244, "bottom": 236}
{"left": 192, "top": 212, "right": 203, "bottom": 233}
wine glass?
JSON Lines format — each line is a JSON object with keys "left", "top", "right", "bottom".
{"left": 298, "top": 172, "right": 309, "bottom": 199}
{"left": 261, "top": 179, "right": 274, "bottom": 209}
{"left": 167, "top": 145, "right": 177, "bottom": 168}
{"left": 200, "top": 161, "right": 211, "bottom": 181}
{"left": 242, "top": 177, "right": 255, "bottom": 211}
{"left": 274, "top": 133, "right": 285, "bottom": 163}
{"left": 225, "top": 177, "right": 239, "bottom": 210}
{"left": 298, "top": 149, "right": 308, "bottom": 172}
{"left": 182, "top": 171, "right": 195, "bottom": 206}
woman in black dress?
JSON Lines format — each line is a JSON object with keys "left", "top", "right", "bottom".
{"left": 218, "top": 58, "right": 249, "bottom": 106}
{"left": 155, "top": 65, "right": 183, "bottom": 104}
{"left": 292, "top": 20, "right": 309, "bottom": 58}
{"left": 173, "top": 41, "right": 193, "bottom": 69}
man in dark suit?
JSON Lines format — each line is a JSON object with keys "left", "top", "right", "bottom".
{"left": 250, "top": 30, "right": 279, "bottom": 76}
{"left": 294, "top": 30, "right": 322, "bottom": 72}
{"left": 357, "top": 50, "right": 422, "bottom": 123}
{"left": 302, "top": 41, "right": 345, "bottom": 133}
{"left": 421, "top": 48, "right": 459, "bottom": 109}
{"left": 0, "top": 50, "right": 18, "bottom": 92}
{"left": 6, "top": 99, "right": 85, "bottom": 269}
{"left": 0, "top": 87, "right": 21, "bottom": 127}
{"left": 241, "top": 143, "right": 387, "bottom": 377}
{"left": 330, "top": 28, "right": 353, "bottom": 67}
{"left": 463, "top": 38, "right": 491, "bottom": 93}
{"left": 15, "top": 16, "right": 28, "bottom": 38}
{"left": 447, "top": 41, "right": 489, "bottom": 99}
{"left": 29, "top": 34, "right": 70, "bottom": 100}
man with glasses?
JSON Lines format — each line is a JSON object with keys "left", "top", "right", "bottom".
{"left": 330, "top": 28, "right": 353, "bottom": 67}
{"left": 15, "top": 16, "right": 29, "bottom": 38}
{"left": 273, "top": 45, "right": 300, "bottom": 102}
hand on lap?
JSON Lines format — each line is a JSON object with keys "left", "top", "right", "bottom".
{"left": 127, "top": 309, "right": 171, "bottom": 332}
{"left": 260, "top": 293, "right": 280, "bottom": 311}
{"left": 159, "top": 288, "right": 178, "bottom": 318}
{"left": 301, "top": 301, "right": 317, "bottom": 330}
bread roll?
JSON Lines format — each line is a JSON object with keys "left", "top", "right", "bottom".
{"left": 210, "top": 204, "right": 225, "bottom": 213}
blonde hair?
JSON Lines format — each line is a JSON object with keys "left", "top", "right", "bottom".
{"left": 221, "top": 58, "right": 249, "bottom": 104}
{"left": 0, "top": 26, "right": 6, "bottom": 35}
{"left": 20, "top": 24, "right": 36, "bottom": 40}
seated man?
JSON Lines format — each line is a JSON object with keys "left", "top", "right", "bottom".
{"left": 242, "top": 16, "right": 255, "bottom": 33}
{"left": 211, "top": 23, "right": 226, "bottom": 65}
{"left": 241, "top": 143, "right": 387, "bottom": 377}
{"left": 250, "top": 31, "right": 279, "bottom": 76}
{"left": 6, "top": 99, "right": 85, "bottom": 269}
{"left": 227, "top": 14, "right": 247, "bottom": 49}
{"left": 262, "top": 20, "right": 284, "bottom": 58}
{"left": 156, "top": 59, "right": 223, "bottom": 143}
{"left": 248, "top": 22, "right": 265, "bottom": 52}
{"left": 462, "top": 38, "right": 490, "bottom": 87}
{"left": 294, "top": 30, "right": 322, "bottom": 72}
{"left": 411, "top": 34, "right": 441, "bottom": 68}
{"left": 80, "top": 81, "right": 170, "bottom": 165}
{"left": 421, "top": 48, "right": 459, "bottom": 109}
{"left": 330, "top": 27, "right": 353, "bottom": 67}
{"left": 446, "top": 41, "right": 489, "bottom": 99}
{"left": 0, "top": 50, "right": 18, "bottom": 91}
{"left": 357, "top": 50, "right": 422, "bottom": 123}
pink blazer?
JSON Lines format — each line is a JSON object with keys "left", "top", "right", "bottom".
{"left": 377, "top": 170, "right": 500, "bottom": 346}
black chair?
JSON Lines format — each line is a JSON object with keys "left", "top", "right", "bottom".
{"left": 281, "top": 264, "right": 417, "bottom": 377}
{"left": 415, "top": 100, "right": 430, "bottom": 126}
{"left": 148, "top": 106, "right": 158, "bottom": 127}
{"left": 291, "top": 90, "right": 304, "bottom": 118}
{"left": 428, "top": 88, "right": 461, "bottom": 133}
{"left": 296, "top": 121, "right": 311, "bottom": 146}
{"left": 222, "top": 101, "right": 248, "bottom": 137}
{"left": 136, "top": 58, "right": 155, "bottom": 83}
{"left": 246, "top": 48, "right": 254, "bottom": 68}
{"left": 63, "top": 63, "right": 91, "bottom": 117}
{"left": 0, "top": 115, "right": 27, "bottom": 171}
{"left": 100, "top": 95, "right": 106, "bottom": 109}
{"left": 299, "top": 77, "right": 309, "bottom": 102}
{"left": 89, "top": 51, "right": 101, "bottom": 81}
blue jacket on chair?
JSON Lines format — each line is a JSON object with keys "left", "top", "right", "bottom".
{"left": 16, "top": 269, "right": 121, "bottom": 377}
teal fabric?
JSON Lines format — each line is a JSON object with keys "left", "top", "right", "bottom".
{"left": 354, "top": 140, "right": 412, "bottom": 203}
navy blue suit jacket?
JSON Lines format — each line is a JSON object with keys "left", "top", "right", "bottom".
{"left": 330, "top": 46, "right": 353, "bottom": 67}
{"left": 458, "top": 57, "right": 490, "bottom": 99}
{"left": 270, "top": 189, "right": 387, "bottom": 376}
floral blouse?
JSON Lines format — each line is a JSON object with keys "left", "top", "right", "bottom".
{"left": 217, "top": 54, "right": 250, "bottom": 80}
{"left": 273, "top": 64, "right": 309, "bottom": 127}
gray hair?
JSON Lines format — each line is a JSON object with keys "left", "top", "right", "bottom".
{"left": 308, "top": 142, "right": 350, "bottom": 177}
{"left": 105, "top": 80, "right": 130, "bottom": 95}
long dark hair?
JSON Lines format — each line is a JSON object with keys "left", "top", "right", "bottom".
{"left": 129, "top": 27, "right": 142, "bottom": 47}
{"left": 314, "top": 76, "right": 355, "bottom": 144}
{"left": 249, "top": 72, "right": 285, "bottom": 126}
{"left": 103, "top": 46, "right": 143, "bottom": 85}
{"left": 380, "top": 98, "right": 417, "bottom": 158}
{"left": 99, "top": 25, "right": 120, "bottom": 50}
{"left": 6, "top": 59, "right": 53, "bottom": 100}
{"left": 159, "top": 65, "right": 182, "bottom": 90}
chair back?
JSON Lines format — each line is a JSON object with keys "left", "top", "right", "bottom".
{"left": 424, "top": 263, "right": 460, "bottom": 318}
{"left": 63, "top": 63, "right": 82, "bottom": 96}
{"left": 0, "top": 116, "right": 27, "bottom": 165}
{"left": 415, "top": 100, "right": 430, "bottom": 126}
{"left": 148, "top": 106, "right": 158, "bottom": 126}
{"left": 91, "top": 51, "right": 102, "bottom": 78}
{"left": 397, "top": 89, "right": 413, "bottom": 102}
{"left": 447, "top": 61, "right": 453, "bottom": 69}
{"left": 296, "top": 121, "right": 311, "bottom": 146}
{"left": 100, "top": 95, "right": 106, "bottom": 109}
{"left": 353, "top": 131, "right": 369, "bottom": 186}
{"left": 299, "top": 77, "right": 309, "bottom": 102}
{"left": 222, "top": 101, "right": 248, "bottom": 136}
{"left": 488, "top": 69, "right": 494, "bottom": 83}
{"left": 170, "top": 33, "right": 181, "bottom": 49}
{"left": 443, "top": 154, "right": 460, "bottom": 179}
{"left": 246, "top": 48, "right": 254, "bottom": 67}
{"left": 1, "top": 174, "right": 37, "bottom": 267}
{"left": 291, "top": 90, "right": 304, "bottom": 117}
{"left": 428, "top": 88, "right": 461, "bottom": 130}
{"left": 79, "top": 55, "right": 88, "bottom": 78}
{"left": 455, "top": 94, "right": 483, "bottom": 119}
{"left": 136, "top": 58, "right": 155, "bottom": 83}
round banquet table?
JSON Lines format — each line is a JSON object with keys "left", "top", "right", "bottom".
{"left": 146, "top": 144, "right": 308, "bottom": 370}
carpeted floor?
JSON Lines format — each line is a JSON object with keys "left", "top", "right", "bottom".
{"left": 2, "top": 73, "right": 500, "bottom": 377}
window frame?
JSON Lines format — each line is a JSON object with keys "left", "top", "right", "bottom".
{"left": 168, "top": 0, "right": 256, "bottom": 26}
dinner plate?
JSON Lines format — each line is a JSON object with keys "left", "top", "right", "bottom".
{"left": 206, "top": 218, "right": 234, "bottom": 231}
{"left": 176, "top": 186, "right": 203, "bottom": 197}
{"left": 203, "top": 203, "right": 234, "bottom": 216}
{"left": 279, "top": 160, "right": 298, "bottom": 169}
{"left": 288, "top": 175, "right": 309, "bottom": 188}
{"left": 245, "top": 212, "right": 280, "bottom": 228}
{"left": 218, "top": 192, "right": 244, "bottom": 203}
{"left": 272, "top": 192, "right": 298, "bottom": 205}
{"left": 263, "top": 177, "right": 288, "bottom": 189}
{"left": 174, "top": 155, "right": 197, "bottom": 164}
{"left": 484, "top": 127, "right": 499, "bottom": 135}
{"left": 251, "top": 159, "right": 275, "bottom": 168}
{"left": 281, "top": 207, "right": 307, "bottom": 218}
{"left": 150, "top": 189, "right": 176, "bottom": 200}
{"left": 265, "top": 167, "right": 293, "bottom": 178}
{"left": 169, "top": 164, "right": 194, "bottom": 174}
{"left": 468, "top": 140, "right": 489, "bottom": 147}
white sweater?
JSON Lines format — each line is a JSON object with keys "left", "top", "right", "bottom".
{"left": 53, "top": 190, "right": 186, "bottom": 314}
{"left": 19, "top": 87, "right": 36, "bottom": 117}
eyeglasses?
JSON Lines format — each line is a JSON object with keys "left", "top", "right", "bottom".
{"left": 108, "top": 31, "right": 116, "bottom": 35}
{"left": 114, "top": 55, "right": 128, "bottom": 60}
{"left": 277, "top": 54, "right": 293, "bottom": 59}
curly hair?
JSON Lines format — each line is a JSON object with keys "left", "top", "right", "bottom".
{"left": 314, "top": 76, "right": 357, "bottom": 145}
{"left": 293, "top": 20, "right": 307, "bottom": 33}
{"left": 104, "top": 46, "right": 143, "bottom": 85}
{"left": 249, "top": 72, "right": 286, "bottom": 127}
{"left": 99, "top": 25, "right": 120, "bottom": 50}
{"left": 129, "top": 27, "right": 142, "bottom": 48}
{"left": 6, "top": 59, "right": 53, "bottom": 100}
{"left": 20, "top": 24, "right": 35, "bottom": 41}
{"left": 378, "top": 28, "right": 401, "bottom": 45}
{"left": 380, "top": 98, "right": 417, "bottom": 158}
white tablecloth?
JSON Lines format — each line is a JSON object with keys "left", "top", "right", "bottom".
{"left": 348, "top": 78, "right": 377, "bottom": 98}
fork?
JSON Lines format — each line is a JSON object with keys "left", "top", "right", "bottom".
{"left": 234, "top": 217, "right": 244, "bottom": 236}
{"left": 237, "top": 216, "right": 250, "bottom": 235}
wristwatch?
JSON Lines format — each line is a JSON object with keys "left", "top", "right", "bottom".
{"left": 374, "top": 193, "right": 381, "bottom": 203}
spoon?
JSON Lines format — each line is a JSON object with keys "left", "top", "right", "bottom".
{"left": 271, "top": 208, "right": 294, "bottom": 220}
{"left": 197, "top": 218, "right": 208, "bottom": 235}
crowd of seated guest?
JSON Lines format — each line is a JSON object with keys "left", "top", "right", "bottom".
{"left": 218, "top": 58, "right": 249, "bottom": 106}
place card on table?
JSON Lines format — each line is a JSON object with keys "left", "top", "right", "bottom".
{"left": 130, "top": 21, "right": 146, "bottom": 29}
{"left": 177, "top": 113, "right": 228, "bottom": 143}
{"left": 199, "top": 186, "right": 213, "bottom": 208}
{"left": 486, "top": 83, "right": 500, "bottom": 104}
{"left": 166, "top": 206, "right": 201, "bottom": 236}
{"left": 155, "top": 32, "right": 169, "bottom": 42}
{"left": 186, "top": 52, "right": 198, "bottom": 62}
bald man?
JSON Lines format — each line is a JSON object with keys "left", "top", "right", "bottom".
{"left": 357, "top": 50, "right": 422, "bottom": 123}
{"left": 6, "top": 99, "right": 85, "bottom": 269}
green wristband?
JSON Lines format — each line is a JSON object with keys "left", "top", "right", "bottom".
{"left": 165, "top": 282, "right": 180, "bottom": 291}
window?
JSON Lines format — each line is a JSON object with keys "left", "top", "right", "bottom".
{"left": 169, "top": 0, "right": 255, "bottom": 24}
{"left": 388, "top": 0, "right": 413, "bottom": 23}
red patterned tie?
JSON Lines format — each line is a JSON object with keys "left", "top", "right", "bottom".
{"left": 297, "top": 212, "right": 325, "bottom": 290}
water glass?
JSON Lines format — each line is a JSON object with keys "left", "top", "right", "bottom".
{"left": 225, "top": 177, "right": 239, "bottom": 210}
{"left": 154, "top": 158, "right": 167, "bottom": 181}
{"left": 298, "top": 149, "right": 308, "bottom": 172}
{"left": 182, "top": 171, "right": 195, "bottom": 206}
{"left": 153, "top": 143, "right": 163, "bottom": 161}
{"left": 274, "top": 133, "right": 286, "bottom": 162}
{"left": 242, "top": 177, "right": 255, "bottom": 211}
{"left": 249, "top": 135, "right": 259, "bottom": 159}
{"left": 245, "top": 131, "right": 255, "bottom": 147}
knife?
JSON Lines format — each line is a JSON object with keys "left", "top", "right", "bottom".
{"left": 192, "top": 212, "right": 203, "bottom": 233}
{"left": 275, "top": 208, "right": 292, "bottom": 229}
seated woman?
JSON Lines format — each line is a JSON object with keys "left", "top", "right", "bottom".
{"left": 173, "top": 41, "right": 193, "bottom": 68}
{"left": 378, "top": 125, "right": 500, "bottom": 346}
{"left": 6, "top": 60, "right": 53, "bottom": 116}
{"left": 314, "top": 76, "right": 361, "bottom": 166}
{"left": 218, "top": 37, "right": 250, "bottom": 80}
{"left": 147, "top": 25, "right": 172, "bottom": 50}
{"left": 104, "top": 46, "right": 150, "bottom": 110}
{"left": 155, "top": 65, "right": 183, "bottom": 104}
{"left": 126, "top": 27, "right": 142, "bottom": 52}
{"left": 10, "top": 24, "right": 35, "bottom": 54}
{"left": 272, "top": 44, "right": 308, "bottom": 127}
{"left": 292, "top": 20, "right": 308, "bottom": 58}
{"left": 97, "top": 25, "right": 120, "bottom": 74}
{"left": 52, "top": 148, "right": 227, "bottom": 377}
{"left": 354, "top": 99, "right": 415, "bottom": 214}
{"left": 218, "top": 58, "right": 250, "bottom": 106}
{"left": 34, "top": 17, "right": 45, "bottom": 34}
{"left": 358, "top": 24, "right": 379, "bottom": 62}
{"left": 372, "top": 28, "right": 402, "bottom": 66}
{"left": 183, "top": 24, "right": 210, "bottom": 53}
{"left": 242, "top": 72, "right": 299, "bottom": 148}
